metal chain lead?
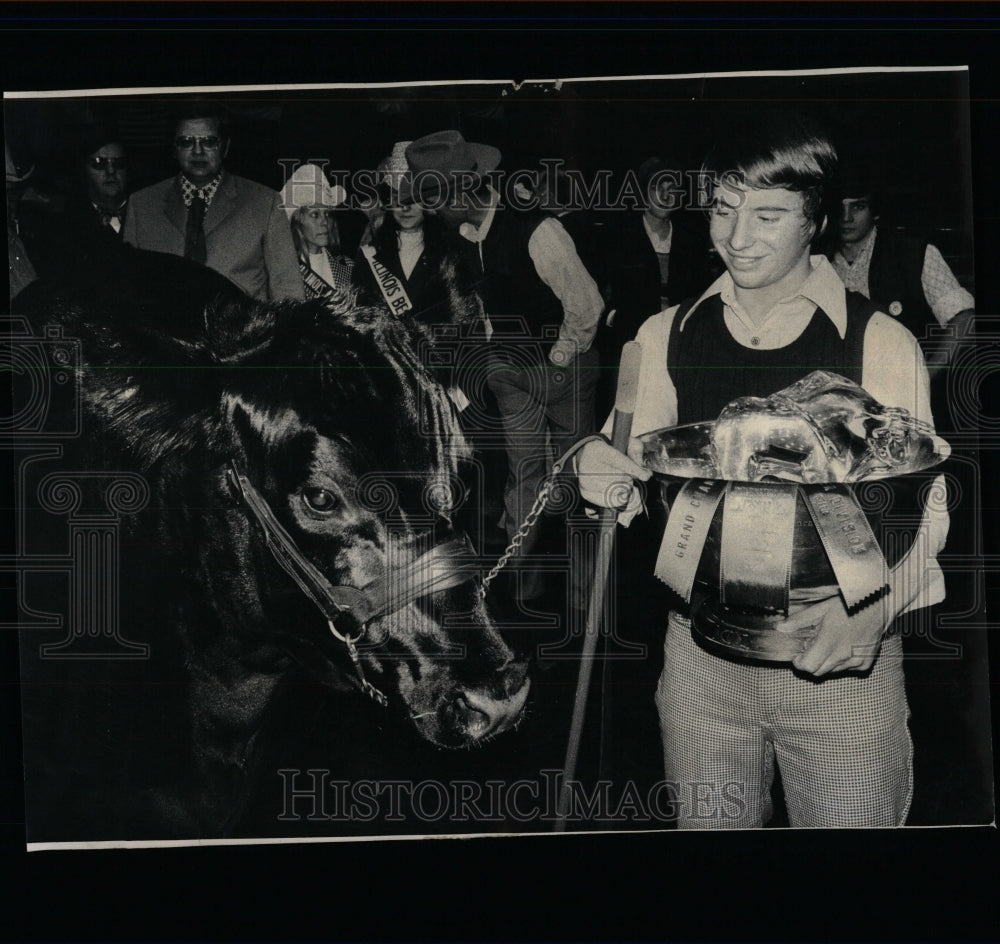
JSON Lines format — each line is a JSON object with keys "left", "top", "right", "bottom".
{"left": 478, "top": 434, "right": 606, "bottom": 598}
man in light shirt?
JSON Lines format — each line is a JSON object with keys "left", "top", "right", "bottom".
{"left": 828, "top": 164, "right": 974, "bottom": 381}
{"left": 406, "top": 131, "right": 604, "bottom": 601}
{"left": 576, "top": 112, "right": 948, "bottom": 828}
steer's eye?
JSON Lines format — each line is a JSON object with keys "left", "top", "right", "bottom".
{"left": 301, "top": 487, "right": 339, "bottom": 514}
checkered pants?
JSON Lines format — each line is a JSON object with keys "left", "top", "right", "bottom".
{"left": 654, "top": 613, "right": 913, "bottom": 828}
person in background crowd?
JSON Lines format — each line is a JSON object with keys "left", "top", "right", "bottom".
{"left": 599, "top": 154, "right": 718, "bottom": 364}
{"left": 27, "top": 124, "right": 130, "bottom": 288}
{"left": 123, "top": 103, "right": 303, "bottom": 302}
{"left": 356, "top": 140, "right": 493, "bottom": 557}
{"left": 576, "top": 112, "right": 947, "bottom": 828}
{"left": 278, "top": 162, "right": 354, "bottom": 302}
{"left": 354, "top": 141, "right": 484, "bottom": 342}
{"left": 7, "top": 141, "right": 37, "bottom": 300}
{"left": 826, "top": 162, "right": 975, "bottom": 381}
{"left": 406, "top": 130, "right": 604, "bottom": 602}
{"left": 512, "top": 159, "right": 602, "bottom": 278}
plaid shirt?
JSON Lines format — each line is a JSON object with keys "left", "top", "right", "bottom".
{"left": 179, "top": 172, "right": 223, "bottom": 208}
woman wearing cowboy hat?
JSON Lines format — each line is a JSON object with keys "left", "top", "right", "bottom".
{"left": 278, "top": 162, "right": 354, "bottom": 303}
{"left": 355, "top": 141, "right": 484, "bottom": 343}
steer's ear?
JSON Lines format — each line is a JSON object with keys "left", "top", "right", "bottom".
{"left": 224, "top": 395, "right": 268, "bottom": 475}
{"left": 202, "top": 298, "right": 280, "bottom": 365}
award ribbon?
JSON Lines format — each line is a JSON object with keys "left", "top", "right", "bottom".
{"left": 801, "top": 484, "right": 889, "bottom": 610}
{"left": 362, "top": 244, "right": 413, "bottom": 315}
{"left": 654, "top": 478, "right": 727, "bottom": 601}
{"left": 719, "top": 482, "right": 797, "bottom": 614}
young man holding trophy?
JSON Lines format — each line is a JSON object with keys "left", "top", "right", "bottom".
{"left": 576, "top": 111, "right": 949, "bottom": 828}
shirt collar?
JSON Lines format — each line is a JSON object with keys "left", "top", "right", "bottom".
{"left": 92, "top": 200, "right": 127, "bottom": 219}
{"left": 458, "top": 186, "right": 499, "bottom": 244}
{"left": 833, "top": 223, "right": 878, "bottom": 268}
{"left": 641, "top": 213, "right": 673, "bottom": 253}
{"left": 680, "top": 254, "right": 848, "bottom": 339}
{"left": 179, "top": 171, "right": 224, "bottom": 208}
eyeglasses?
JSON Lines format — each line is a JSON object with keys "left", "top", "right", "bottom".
{"left": 88, "top": 156, "right": 128, "bottom": 171}
{"left": 174, "top": 135, "right": 223, "bottom": 151}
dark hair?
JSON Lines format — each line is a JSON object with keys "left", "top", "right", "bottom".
{"left": 837, "top": 159, "right": 882, "bottom": 216}
{"left": 371, "top": 203, "right": 453, "bottom": 265}
{"left": 701, "top": 110, "right": 837, "bottom": 225}
{"left": 74, "top": 121, "right": 123, "bottom": 163}
{"left": 637, "top": 154, "right": 687, "bottom": 197}
{"left": 171, "top": 101, "right": 231, "bottom": 140}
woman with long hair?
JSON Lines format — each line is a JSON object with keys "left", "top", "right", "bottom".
{"left": 355, "top": 142, "right": 483, "bottom": 336}
{"left": 279, "top": 162, "right": 354, "bottom": 302}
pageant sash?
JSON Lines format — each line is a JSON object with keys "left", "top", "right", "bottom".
{"left": 801, "top": 484, "right": 889, "bottom": 610}
{"left": 300, "top": 262, "right": 338, "bottom": 302}
{"left": 719, "top": 482, "right": 798, "bottom": 614}
{"left": 654, "top": 478, "right": 727, "bottom": 601}
{"left": 361, "top": 244, "right": 413, "bottom": 315}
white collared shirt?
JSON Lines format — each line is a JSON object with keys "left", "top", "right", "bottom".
{"left": 631, "top": 255, "right": 932, "bottom": 437}
{"left": 397, "top": 228, "right": 424, "bottom": 280}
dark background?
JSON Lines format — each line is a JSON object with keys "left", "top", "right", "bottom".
{"left": 3, "top": 4, "right": 998, "bottom": 942}
{"left": 5, "top": 67, "right": 977, "bottom": 280}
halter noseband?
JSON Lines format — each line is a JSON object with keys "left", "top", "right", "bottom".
{"left": 225, "top": 460, "right": 479, "bottom": 707}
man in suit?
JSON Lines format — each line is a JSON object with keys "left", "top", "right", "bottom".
{"left": 27, "top": 125, "right": 130, "bottom": 290}
{"left": 123, "top": 105, "right": 303, "bottom": 302}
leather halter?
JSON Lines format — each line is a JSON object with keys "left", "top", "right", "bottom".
{"left": 225, "top": 460, "right": 479, "bottom": 707}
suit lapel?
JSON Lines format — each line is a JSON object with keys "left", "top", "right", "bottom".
{"left": 163, "top": 178, "right": 187, "bottom": 235}
{"left": 204, "top": 172, "right": 238, "bottom": 236}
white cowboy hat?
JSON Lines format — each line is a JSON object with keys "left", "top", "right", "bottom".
{"left": 377, "top": 140, "right": 413, "bottom": 191}
{"left": 278, "top": 162, "right": 348, "bottom": 219}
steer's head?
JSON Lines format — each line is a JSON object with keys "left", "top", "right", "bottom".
{"left": 217, "top": 298, "right": 529, "bottom": 748}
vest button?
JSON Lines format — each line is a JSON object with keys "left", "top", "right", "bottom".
{"left": 750, "top": 336, "right": 760, "bottom": 346}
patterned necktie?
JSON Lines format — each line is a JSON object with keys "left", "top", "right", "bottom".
{"left": 184, "top": 194, "right": 207, "bottom": 264}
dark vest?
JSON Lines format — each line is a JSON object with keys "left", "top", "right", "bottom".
{"left": 665, "top": 288, "right": 922, "bottom": 571}
{"left": 480, "top": 209, "right": 565, "bottom": 351}
{"left": 866, "top": 229, "right": 935, "bottom": 345}
{"left": 603, "top": 212, "right": 719, "bottom": 355}
{"left": 668, "top": 290, "right": 875, "bottom": 425}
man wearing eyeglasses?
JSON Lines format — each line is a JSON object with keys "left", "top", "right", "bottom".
{"left": 123, "top": 105, "right": 303, "bottom": 302}
{"left": 26, "top": 125, "right": 131, "bottom": 288}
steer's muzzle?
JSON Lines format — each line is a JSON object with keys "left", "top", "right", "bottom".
{"left": 415, "top": 659, "right": 531, "bottom": 749}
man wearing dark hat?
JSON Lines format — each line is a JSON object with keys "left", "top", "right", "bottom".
{"left": 575, "top": 112, "right": 948, "bottom": 828}
{"left": 27, "top": 126, "right": 130, "bottom": 287}
{"left": 123, "top": 104, "right": 302, "bottom": 302}
{"left": 826, "top": 163, "right": 974, "bottom": 381}
{"left": 405, "top": 130, "right": 605, "bottom": 601}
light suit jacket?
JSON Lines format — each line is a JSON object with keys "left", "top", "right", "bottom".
{"left": 123, "top": 171, "right": 304, "bottom": 302}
